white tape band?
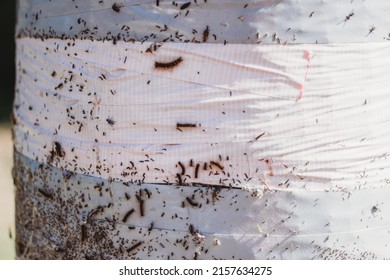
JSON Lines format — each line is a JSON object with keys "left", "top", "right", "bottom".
{"left": 14, "top": 38, "right": 390, "bottom": 189}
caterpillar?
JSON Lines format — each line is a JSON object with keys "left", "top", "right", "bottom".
{"left": 154, "top": 57, "right": 183, "bottom": 69}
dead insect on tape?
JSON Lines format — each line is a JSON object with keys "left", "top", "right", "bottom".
{"left": 155, "top": 57, "right": 183, "bottom": 69}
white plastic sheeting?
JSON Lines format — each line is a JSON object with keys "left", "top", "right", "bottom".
{"left": 14, "top": 0, "right": 390, "bottom": 259}
{"left": 17, "top": 0, "right": 390, "bottom": 44}
{"left": 14, "top": 38, "right": 390, "bottom": 189}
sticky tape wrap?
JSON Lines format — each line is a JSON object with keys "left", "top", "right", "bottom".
{"left": 13, "top": 0, "right": 390, "bottom": 259}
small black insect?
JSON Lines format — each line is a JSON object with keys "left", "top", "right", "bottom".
{"left": 368, "top": 25, "right": 376, "bottom": 34}
{"left": 189, "top": 224, "right": 196, "bottom": 235}
{"left": 112, "top": 3, "right": 122, "bottom": 13}
{"left": 345, "top": 11, "right": 354, "bottom": 21}
{"left": 106, "top": 117, "right": 115, "bottom": 126}
{"left": 54, "top": 141, "right": 65, "bottom": 157}
{"left": 180, "top": 2, "right": 191, "bottom": 10}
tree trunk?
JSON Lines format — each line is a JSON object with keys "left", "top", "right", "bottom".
{"left": 13, "top": 0, "right": 390, "bottom": 259}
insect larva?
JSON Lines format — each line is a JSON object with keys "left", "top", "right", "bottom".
{"left": 37, "top": 188, "right": 53, "bottom": 199}
{"left": 81, "top": 224, "right": 87, "bottom": 242}
{"left": 194, "top": 163, "right": 200, "bottom": 178}
{"left": 125, "top": 193, "right": 130, "bottom": 200}
{"left": 156, "top": 0, "right": 160, "bottom": 6}
{"left": 255, "top": 132, "right": 265, "bottom": 140}
{"left": 203, "top": 162, "right": 207, "bottom": 170}
{"left": 127, "top": 241, "right": 143, "bottom": 253}
{"left": 139, "top": 200, "right": 145, "bottom": 217}
{"left": 210, "top": 161, "right": 224, "bottom": 170}
{"left": 148, "top": 222, "right": 154, "bottom": 231}
{"left": 122, "top": 209, "right": 135, "bottom": 223}
{"left": 178, "top": 161, "right": 185, "bottom": 175}
{"left": 154, "top": 57, "right": 183, "bottom": 69}
{"left": 176, "top": 173, "right": 183, "bottom": 185}
{"left": 136, "top": 194, "right": 145, "bottom": 216}
{"left": 144, "top": 188, "right": 151, "bottom": 198}
{"left": 203, "top": 26, "right": 209, "bottom": 42}
{"left": 176, "top": 123, "right": 196, "bottom": 128}
{"left": 186, "top": 197, "right": 199, "bottom": 207}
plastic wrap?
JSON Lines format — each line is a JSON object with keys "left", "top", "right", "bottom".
{"left": 13, "top": 0, "right": 390, "bottom": 259}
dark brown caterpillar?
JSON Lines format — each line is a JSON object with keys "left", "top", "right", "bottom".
{"left": 178, "top": 161, "right": 185, "bottom": 175}
{"left": 203, "top": 26, "right": 209, "bottom": 42}
{"left": 195, "top": 163, "right": 200, "bottom": 178}
{"left": 176, "top": 123, "right": 197, "bottom": 128}
{"left": 37, "top": 188, "right": 53, "bottom": 199}
{"left": 81, "top": 224, "right": 87, "bottom": 242}
{"left": 210, "top": 161, "right": 224, "bottom": 170}
{"left": 155, "top": 57, "right": 183, "bottom": 69}
{"left": 135, "top": 194, "right": 144, "bottom": 217}
{"left": 186, "top": 197, "right": 199, "bottom": 207}
{"left": 127, "top": 241, "right": 143, "bottom": 253}
{"left": 176, "top": 173, "right": 183, "bottom": 185}
{"left": 122, "top": 208, "right": 135, "bottom": 223}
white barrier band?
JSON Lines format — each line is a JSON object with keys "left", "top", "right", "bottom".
{"left": 17, "top": 0, "right": 390, "bottom": 44}
{"left": 13, "top": 38, "right": 390, "bottom": 190}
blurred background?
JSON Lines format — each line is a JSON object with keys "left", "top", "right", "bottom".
{"left": 0, "top": 0, "right": 16, "bottom": 259}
